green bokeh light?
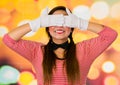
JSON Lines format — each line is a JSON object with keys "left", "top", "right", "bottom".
{"left": 0, "top": 65, "right": 20, "bottom": 84}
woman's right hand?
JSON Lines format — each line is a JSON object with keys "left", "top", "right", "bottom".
{"left": 29, "top": 7, "right": 64, "bottom": 32}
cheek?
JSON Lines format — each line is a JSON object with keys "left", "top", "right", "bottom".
{"left": 49, "top": 27, "right": 54, "bottom": 31}
{"left": 65, "top": 28, "right": 72, "bottom": 34}
{"left": 48, "top": 27, "right": 56, "bottom": 37}
{"left": 48, "top": 27, "right": 54, "bottom": 34}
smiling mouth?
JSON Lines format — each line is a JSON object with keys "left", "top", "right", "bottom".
{"left": 55, "top": 30, "right": 65, "bottom": 34}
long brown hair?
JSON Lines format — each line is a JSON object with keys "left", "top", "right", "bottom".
{"left": 42, "top": 6, "right": 80, "bottom": 85}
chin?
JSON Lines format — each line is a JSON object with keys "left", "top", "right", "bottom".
{"left": 55, "top": 37, "right": 68, "bottom": 41}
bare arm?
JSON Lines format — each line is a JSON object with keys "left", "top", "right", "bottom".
{"left": 87, "top": 22, "right": 105, "bottom": 33}
{"left": 8, "top": 23, "right": 32, "bottom": 41}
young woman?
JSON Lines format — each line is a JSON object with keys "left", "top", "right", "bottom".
{"left": 3, "top": 6, "right": 117, "bottom": 85}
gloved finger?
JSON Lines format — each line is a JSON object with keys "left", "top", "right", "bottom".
{"left": 63, "top": 16, "right": 71, "bottom": 27}
{"left": 66, "top": 8, "right": 72, "bottom": 15}
{"left": 41, "top": 7, "right": 49, "bottom": 16}
{"left": 54, "top": 15, "right": 64, "bottom": 26}
{"left": 55, "top": 20, "right": 64, "bottom": 26}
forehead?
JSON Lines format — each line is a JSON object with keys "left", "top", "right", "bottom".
{"left": 53, "top": 10, "right": 68, "bottom": 15}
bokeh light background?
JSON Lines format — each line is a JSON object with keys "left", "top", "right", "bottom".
{"left": 0, "top": 0, "right": 120, "bottom": 85}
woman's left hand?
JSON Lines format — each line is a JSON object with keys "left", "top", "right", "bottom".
{"left": 64, "top": 8, "right": 89, "bottom": 30}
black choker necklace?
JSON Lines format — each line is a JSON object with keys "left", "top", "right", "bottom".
{"left": 50, "top": 41, "right": 69, "bottom": 50}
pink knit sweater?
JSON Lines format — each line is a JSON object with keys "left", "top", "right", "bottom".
{"left": 3, "top": 26, "right": 117, "bottom": 85}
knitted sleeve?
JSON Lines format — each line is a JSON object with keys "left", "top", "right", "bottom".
{"left": 2, "top": 34, "right": 44, "bottom": 62}
{"left": 76, "top": 26, "right": 118, "bottom": 62}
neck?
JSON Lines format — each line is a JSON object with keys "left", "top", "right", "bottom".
{"left": 52, "top": 39, "right": 68, "bottom": 44}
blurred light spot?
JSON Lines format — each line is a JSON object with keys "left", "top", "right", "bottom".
{"left": 15, "top": 0, "right": 39, "bottom": 15}
{"left": 73, "top": 5, "right": 91, "bottom": 20}
{"left": 18, "top": 71, "right": 35, "bottom": 85}
{"left": 57, "top": 0, "right": 67, "bottom": 7}
{"left": 0, "top": 0, "right": 17, "bottom": 12}
{"left": 47, "top": 0, "right": 58, "bottom": 9}
{"left": 110, "top": 2, "right": 120, "bottom": 20}
{"left": 29, "top": 79, "right": 37, "bottom": 85}
{"left": 73, "top": 31, "right": 87, "bottom": 43}
{"left": 37, "top": 0, "right": 49, "bottom": 10}
{"left": 102, "top": 61, "right": 115, "bottom": 73}
{"left": 0, "top": 8, "right": 11, "bottom": 24}
{"left": 104, "top": 76, "right": 119, "bottom": 85}
{"left": 103, "top": 0, "right": 120, "bottom": 5}
{"left": 87, "top": 67, "right": 100, "bottom": 80}
{"left": 18, "top": 20, "right": 35, "bottom": 37}
{"left": 0, "top": 65, "right": 20, "bottom": 84}
{"left": 91, "top": 1, "right": 109, "bottom": 19}
{"left": 0, "top": 26, "right": 8, "bottom": 37}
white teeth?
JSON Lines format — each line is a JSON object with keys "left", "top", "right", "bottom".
{"left": 56, "top": 30, "right": 64, "bottom": 33}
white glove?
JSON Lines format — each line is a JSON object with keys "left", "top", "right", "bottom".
{"left": 29, "top": 7, "right": 64, "bottom": 32}
{"left": 64, "top": 8, "right": 89, "bottom": 30}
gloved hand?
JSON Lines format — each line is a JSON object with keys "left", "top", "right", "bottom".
{"left": 64, "top": 8, "right": 89, "bottom": 30}
{"left": 29, "top": 7, "right": 64, "bottom": 32}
